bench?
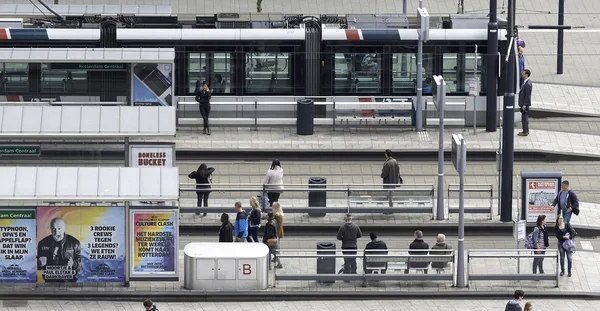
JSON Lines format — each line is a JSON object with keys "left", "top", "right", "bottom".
{"left": 362, "top": 254, "right": 455, "bottom": 286}
{"left": 333, "top": 101, "right": 413, "bottom": 126}
{"left": 348, "top": 188, "right": 434, "bottom": 215}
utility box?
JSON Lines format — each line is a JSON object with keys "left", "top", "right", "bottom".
{"left": 184, "top": 242, "right": 269, "bottom": 290}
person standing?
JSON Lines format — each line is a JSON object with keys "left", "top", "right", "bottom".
{"left": 233, "top": 202, "right": 248, "bottom": 242}
{"left": 262, "top": 212, "right": 278, "bottom": 269}
{"left": 518, "top": 69, "right": 532, "bottom": 137}
{"left": 196, "top": 81, "right": 212, "bottom": 135}
{"left": 247, "top": 197, "right": 262, "bottom": 243}
{"left": 381, "top": 149, "right": 401, "bottom": 188}
{"left": 218, "top": 213, "right": 234, "bottom": 242}
{"left": 272, "top": 202, "right": 284, "bottom": 268}
{"left": 552, "top": 180, "right": 579, "bottom": 224}
{"left": 336, "top": 214, "right": 363, "bottom": 279}
{"left": 188, "top": 163, "right": 215, "bottom": 216}
{"left": 505, "top": 290, "right": 524, "bottom": 311}
{"left": 263, "top": 159, "right": 284, "bottom": 208}
{"left": 532, "top": 215, "right": 549, "bottom": 274}
{"left": 555, "top": 215, "right": 576, "bottom": 277}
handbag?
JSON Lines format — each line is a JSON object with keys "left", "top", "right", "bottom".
{"left": 267, "top": 238, "right": 278, "bottom": 247}
{"left": 562, "top": 239, "right": 576, "bottom": 252}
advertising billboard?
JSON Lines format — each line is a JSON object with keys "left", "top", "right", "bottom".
{"left": 525, "top": 180, "right": 559, "bottom": 223}
{"left": 0, "top": 210, "right": 36, "bottom": 283}
{"left": 132, "top": 63, "right": 173, "bottom": 106}
{"left": 36, "top": 206, "right": 125, "bottom": 283}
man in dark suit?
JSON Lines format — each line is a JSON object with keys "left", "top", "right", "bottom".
{"left": 518, "top": 69, "right": 532, "bottom": 136}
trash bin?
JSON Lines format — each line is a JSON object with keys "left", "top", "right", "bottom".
{"left": 308, "top": 177, "right": 327, "bottom": 217}
{"left": 297, "top": 98, "right": 314, "bottom": 135}
{"left": 316, "top": 242, "right": 336, "bottom": 284}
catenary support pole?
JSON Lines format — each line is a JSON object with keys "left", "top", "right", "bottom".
{"left": 416, "top": 0, "right": 424, "bottom": 131}
{"left": 501, "top": 0, "right": 516, "bottom": 222}
{"left": 557, "top": 0, "right": 565, "bottom": 74}
{"left": 486, "top": 0, "right": 498, "bottom": 132}
{"left": 456, "top": 138, "right": 466, "bottom": 288}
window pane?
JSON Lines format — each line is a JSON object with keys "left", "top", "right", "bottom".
{"left": 392, "top": 53, "right": 433, "bottom": 94}
{"left": 188, "top": 53, "right": 207, "bottom": 93}
{"left": 41, "top": 64, "right": 88, "bottom": 94}
{"left": 245, "top": 52, "right": 291, "bottom": 94}
{"left": 188, "top": 53, "right": 233, "bottom": 94}
{"left": 1, "top": 63, "right": 28, "bottom": 93}
{"left": 212, "top": 53, "right": 231, "bottom": 94}
{"left": 443, "top": 53, "right": 482, "bottom": 94}
{"left": 334, "top": 53, "right": 381, "bottom": 94}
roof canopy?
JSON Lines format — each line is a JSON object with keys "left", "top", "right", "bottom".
{"left": 0, "top": 47, "right": 174, "bottom": 63}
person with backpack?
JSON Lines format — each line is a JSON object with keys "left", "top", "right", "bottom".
{"left": 247, "top": 197, "right": 262, "bottom": 243}
{"left": 532, "top": 215, "right": 549, "bottom": 274}
{"left": 555, "top": 214, "right": 577, "bottom": 277}
{"left": 552, "top": 180, "right": 580, "bottom": 224}
{"left": 188, "top": 163, "right": 215, "bottom": 216}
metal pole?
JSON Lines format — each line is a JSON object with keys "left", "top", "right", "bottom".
{"left": 501, "top": 0, "right": 516, "bottom": 222}
{"left": 457, "top": 138, "right": 466, "bottom": 288}
{"left": 497, "top": 117, "right": 503, "bottom": 216}
{"left": 416, "top": 0, "right": 424, "bottom": 131}
{"left": 403, "top": 0, "right": 407, "bottom": 14}
{"left": 436, "top": 85, "right": 445, "bottom": 220}
{"left": 486, "top": 0, "right": 498, "bottom": 132}
{"left": 557, "top": 0, "right": 565, "bottom": 74}
{"left": 124, "top": 137, "right": 130, "bottom": 287}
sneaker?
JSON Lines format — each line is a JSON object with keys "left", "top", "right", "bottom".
{"left": 568, "top": 272, "right": 572, "bottom": 277}
{"left": 560, "top": 271, "right": 564, "bottom": 276}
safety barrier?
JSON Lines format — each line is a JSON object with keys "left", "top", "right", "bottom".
{"left": 467, "top": 249, "right": 559, "bottom": 287}
{"left": 273, "top": 249, "right": 456, "bottom": 287}
{"left": 179, "top": 183, "right": 435, "bottom": 217}
{"left": 447, "top": 184, "right": 493, "bottom": 219}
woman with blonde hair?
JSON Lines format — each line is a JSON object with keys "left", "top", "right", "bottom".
{"left": 524, "top": 302, "right": 533, "bottom": 311}
{"left": 272, "top": 202, "right": 284, "bottom": 269}
{"left": 247, "top": 197, "right": 262, "bottom": 243}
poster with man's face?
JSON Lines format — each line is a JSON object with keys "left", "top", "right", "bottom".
{"left": 36, "top": 206, "right": 125, "bottom": 283}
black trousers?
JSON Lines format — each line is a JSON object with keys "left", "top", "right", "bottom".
{"left": 342, "top": 246, "right": 358, "bottom": 274}
{"left": 247, "top": 227, "right": 260, "bottom": 242}
{"left": 196, "top": 191, "right": 209, "bottom": 207}
{"left": 200, "top": 103, "right": 211, "bottom": 130}
{"left": 521, "top": 107, "right": 529, "bottom": 133}
{"left": 268, "top": 192, "right": 280, "bottom": 207}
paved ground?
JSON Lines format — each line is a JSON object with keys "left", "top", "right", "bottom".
{"left": 4, "top": 299, "right": 600, "bottom": 311}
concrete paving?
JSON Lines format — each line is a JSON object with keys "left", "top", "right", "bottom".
{"left": 3, "top": 299, "right": 600, "bottom": 311}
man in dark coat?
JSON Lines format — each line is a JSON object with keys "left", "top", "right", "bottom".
{"left": 381, "top": 149, "right": 401, "bottom": 188}
{"left": 406, "top": 230, "right": 429, "bottom": 274}
{"left": 518, "top": 69, "right": 532, "bottom": 137}
{"left": 364, "top": 232, "right": 388, "bottom": 274}
{"left": 336, "top": 214, "right": 362, "bottom": 278}
{"left": 218, "top": 213, "right": 234, "bottom": 242}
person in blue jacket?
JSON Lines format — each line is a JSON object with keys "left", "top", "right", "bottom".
{"left": 233, "top": 201, "right": 248, "bottom": 242}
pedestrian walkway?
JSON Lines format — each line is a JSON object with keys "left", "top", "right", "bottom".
{"left": 532, "top": 84, "right": 600, "bottom": 117}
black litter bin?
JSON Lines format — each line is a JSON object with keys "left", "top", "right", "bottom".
{"left": 316, "top": 242, "right": 336, "bottom": 284}
{"left": 308, "top": 177, "right": 327, "bottom": 217}
{"left": 297, "top": 98, "right": 314, "bottom": 135}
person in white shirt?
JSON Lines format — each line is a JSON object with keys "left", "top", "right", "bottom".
{"left": 263, "top": 159, "right": 284, "bottom": 208}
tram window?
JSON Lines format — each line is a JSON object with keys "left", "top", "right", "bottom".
{"left": 41, "top": 64, "right": 87, "bottom": 94}
{"left": 245, "top": 52, "right": 291, "bottom": 94}
{"left": 0, "top": 63, "right": 28, "bottom": 93}
{"left": 334, "top": 53, "right": 381, "bottom": 94}
{"left": 392, "top": 53, "right": 433, "bottom": 94}
{"left": 188, "top": 53, "right": 233, "bottom": 94}
{"left": 443, "top": 53, "right": 482, "bottom": 94}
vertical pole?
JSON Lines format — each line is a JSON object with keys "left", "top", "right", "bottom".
{"left": 497, "top": 117, "right": 502, "bottom": 215}
{"left": 557, "top": 0, "right": 565, "bottom": 74}
{"left": 436, "top": 79, "right": 445, "bottom": 221}
{"left": 416, "top": 0, "right": 424, "bottom": 131}
{"left": 124, "top": 137, "right": 130, "bottom": 287}
{"left": 501, "top": 0, "right": 516, "bottom": 222}
{"left": 403, "top": 0, "right": 407, "bottom": 14}
{"left": 457, "top": 138, "right": 466, "bottom": 288}
{"left": 486, "top": 0, "right": 498, "bottom": 132}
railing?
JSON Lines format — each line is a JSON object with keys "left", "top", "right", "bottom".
{"left": 0, "top": 101, "right": 127, "bottom": 106}
{"left": 467, "top": 249, "right": 559, "bottom": 287}
{"left": 447, "top": 184, "right": 493, "bottom": 219}
{"left": 179, "top": 183, "right": 435, "bottom": 217}
{"left": 273, "top": 249, "right": 456, "bottom": 287}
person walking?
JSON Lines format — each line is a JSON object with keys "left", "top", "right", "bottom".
{"left": 188, "top": 163, "right": 215, "bottom": 216}
{"left": 532, "top": 215, "right": 549, "bottom": 274}
{"left": 272, "top": 202, "right": 284, "bottom": 268}
{"left": 247, "top": 197, "right": 262, "bottom": 242}
{"left": 262, "top": 212, "right": 278, "bottom": 269}
{"left": 381, "top": 149, "right": 401, "bottom": 188}
{"left": 233, "top": 202, "right": 248, "bottom": 242}
{"left": 505, "top": 290, "right": 524, "bottom": 311}
{"left": 218, "top": 213, "right": 234, "bottom": 242}
{"left": 555, "top": 214, "right": 576, "bottom": 277}
{"left": 196, "top": 81, "right": 212, "bottom": 135}
{"left": 524, "top": 302, "right": 533, "bottom": 311}
{"left": 518, "top": 69, "right": 532, "bottom": 137}
{"left": 552, "top": 180, "right": 580, "bottom": 224}
{"left": 143, "top": 299, "right": 159, "bottom": 311}
{"left": 336, "top": 213, "right": 363, "bottom": 279}
{"left": 263, "top": 159, "right": 284, "bottom": 208}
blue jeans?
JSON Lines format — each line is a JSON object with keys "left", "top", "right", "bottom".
{"left": 558, "top": 241, "right": 573, "bottom": 273}
{"left": 562, "top": 210, "right": 573, "bottom": 224}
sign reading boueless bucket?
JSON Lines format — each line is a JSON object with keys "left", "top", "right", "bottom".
{"left": 132, "top": 63, "right": 173, "bottom": 106}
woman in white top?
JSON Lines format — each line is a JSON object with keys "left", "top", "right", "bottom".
{"left": 263, "top": 159, "right": 284, "bottom": 208}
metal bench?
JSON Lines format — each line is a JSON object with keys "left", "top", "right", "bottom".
{"left": 362, "top": 254, "right": 454, "bottom": 286}
{"left": 347, "top": 187, "right": 435, "bottom": 216}
{"left": 333, "top": 101, "right": 413, "bottom": 126}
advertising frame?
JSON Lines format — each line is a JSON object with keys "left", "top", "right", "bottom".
{"left": 128, "top": 142, "right": 176, "bottom": 207}
{"left": 0, "top": 208, "right": 37, "bottom": 283}
{"left": 521, "top": 171, "right": 562, "bottom": 223}
{"left": 129, "top": 207, "right": 179, "bottom": 281}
